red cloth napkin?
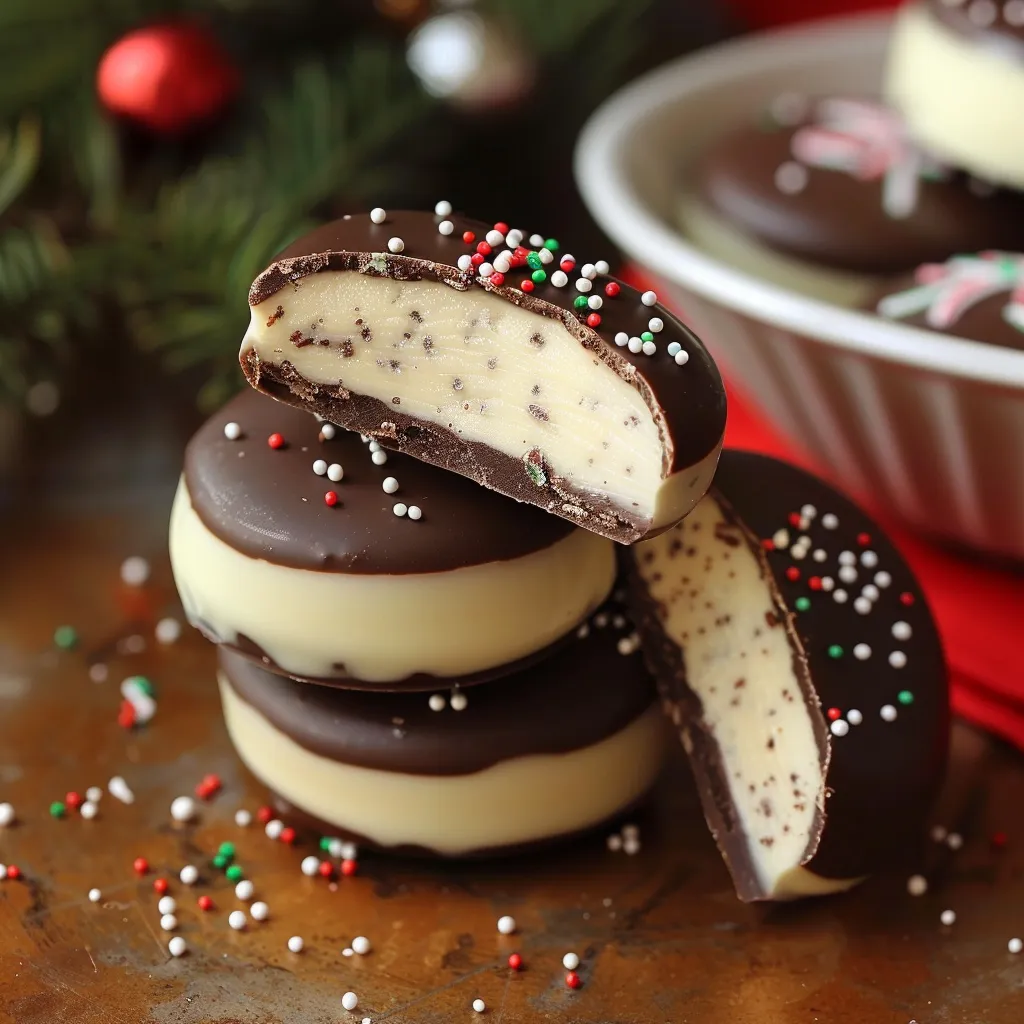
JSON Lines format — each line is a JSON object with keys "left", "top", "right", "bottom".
{"left": 620, "top": 267, "right": 1024, "bottom": 749}
{"left": 724, "top": 0, "right": 902, "bottom": 30}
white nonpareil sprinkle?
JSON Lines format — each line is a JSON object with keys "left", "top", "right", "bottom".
{"left": 575, "top": 278, "right": 593, "bottom": 293}
{"left": 457, "top": 254, "right": 473, "bottom": 272}
{"left": 352, "top": 935, "right": 371, "bottom": 955}
{"left": 428, "top": 694, "right": 445, "bottom": 711}
{"left": 87, "top": 787, "right": 103, "bottom": 804}
{"left": 889, "top": 651, "right": 908, "bottom": 669}
{"left": 89, "top": 663, "right": 108, "bottom": 682}
{"left": 667, "top": 341, "right": 681, "bottom": 356}
{"left": 327, "top": 463, "right": 344, "bottom": 482}
{"left": 846, "top": 709, "right": 863, "bottom": 725}
{"left": 940, "top": 909, "right": 956, "bottom": 927}
{"left": 830, "top": 720, "right": 849, "bottom": 737}
{"left": 301, "top": 855, "right": 320, "bottom": 877}
{"left": 486, "top": 229, "right": 504, "bottom": 247}
{"left": 313, "top": 459, "right": 327, "bottom": 476}
{"left": 614, "top": 332, "right": 628, "bottom": 346}
{"left": 370, "top": 208, "right": 387, "bottom": 224}
{"left": 158, "top": 896, "right": 177, "bottom": 915}
{"left": 438, "top": 219, "right": 454, "bottom": 236}
{"left": 641, "top": 290, "right": 657, "bottom": 306}
{"left": 229, "top": 910, "right": 247, "bottom": 931}
{"left": 674, "top": 350, "right": 690, "bottom": 366}
{"left": 288, "top": 936, "right": 304, "bottom": 953}
{"left": 529, "top": 234, "right": 545, "bottom": 248}
{"left": 235, "top": 809, "right": 252, "bottom": 827}
{"left": 160, "top": 913, "right": 178, "bottom": 932}
{"left": 387, "top": 237, "right": 405, "bottom": 254}
{"left": 875, "top": 571, "right": 892, "bottom": 587}
{"left": 627, "top": 337, "right": 642, "bottom": 354}
{"left": 472, "top": 999, "right": 485, "bottom": 1013}
{"left": 342, "top": 992, "right": 359, "bottom": 1011}
{"left": 369, "top": 440, "right": 381, "bottom": 452}
{"left": 154, "top": 617, "right": 182, "bottom": 645}
{"left": 223, "top": 421, "right": 242, "bottom": 440}
{"left": 371, "top": 450, "right": 388, "bottom": 466}
{"left": 382, "top": 476, "right": 399, "bottom": 494}
{"left": 497, "top": 915, "right": 516, "bottom": 935}
{"left": 648, "top": 317, "right": 664, "bottom": 333}
{"left": 641, "top": 341, "right": 657, "bottom": 356}
{"left": 320, "top": 422, "right": 336, "bottom": 439}
{"left": 607, "top": 834, "right": 623, "bottom": 851}
{"left": 89, "top": 888, "right": 102, "bottom": 903}
{"left": 880, "top": 704, "right": 898, "bottom": 722}
{"left": 450, "top": 691, "right": 468, "bottom": 711}
{"left": 623, "top": 836, "right": 641, "bottom": 855}
{"left": 170, "top": 796, "right": 196, "bottom": 823}
{"left": 80, "top": 799, "right": 98, "bottom": 821}
{"left": 0, "top": 866, "right": 6, "bottom": 880}
{"left": 892, "top": 621, "right": 912, "bottom": 640}
{"left": 907, "top": 874, "right": 928, "bottom": 896}
{"left": 0, "top": 803, "right": 14, "bottom": 827}
{"left": 588, "top": 294, "right": 603, "bottom": 310}
{"left": 861, "top": 550, "right": 879, "bottom": 568}
{"left": 168, "top": 936, "right": 187, "bottom": 957}
{"left": 434, "top": 200, "right": 452, "bottom": 217}
{"left": 822, "top": 513, "right": 839, "bottom": 529}
{"left": 250, "top": 901, "right": 269, "bottom": 921}
{"left": 930, "top": 824, "right": 948, "bottom": 842}
{"left": 580, "top": 263, "right": 597, "bottom": 279}
{"left": 562, "top": 952, "right": 580, "bottom": 970}
{"left": 408, "top": 505, "right": 423, "bottom": 521}
{"left": 839, "top": 551, "right": 856, "bottom": 566}
{"left": 478, "top": 263, "right": 494, "bottom": 278}
{"left": 1009, "top": 937, "right": 1023, "bottom": 954}
{"left": 179, "top": 865, "right": 199, "bottom": 885}
{"left": 235, "top": 880, "right": 255, "bottom": 901}
{"left": 854, "top": 597, "right": 871, "bottom": 614}
{"left": 551, "top": 270, "right": 568, "bottom": 287}
{"left": 595, "top": 260, "right": 610, "bottom": 274}
{"left": 393, "top": 502, "right": 408, "bottom": 517}
{"left": 265, "top": 819, "right": 284, "bottom": 840}
{"left": 853, "top": 643, "right": 871, "bottom": 660}
{"left": 108, "top": 776, "right": 134, "bottom": 804}
{"left": 343, "top": 947, "right": 354, "bottom": 957}
{"left": 120, "top": 556, "right": 150, "bottom": 587}
{"left": 947, "top": 832, "right": 963, "bottom": 851}
{"left": 839, "top": 566, "right": 858, "bottom": 584}
{"left": 862, "top": 584, "right": 880, "bottom": 602}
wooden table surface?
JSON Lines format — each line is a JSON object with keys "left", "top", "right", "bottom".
{"left": 1, "top": 377, "right": 1023, "bottom": 1024}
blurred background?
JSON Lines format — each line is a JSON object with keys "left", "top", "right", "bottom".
{"left": 0, "top": 0, "right": 906, "bottom": 514}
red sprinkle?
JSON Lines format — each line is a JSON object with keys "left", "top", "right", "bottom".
{"left": 991, "top": 831, "right": 1008, "bottom": 849}
{"left": 513, "top": 246, "right": 530, "bottom": 266}
{"left": 604, "top": 281, "right": 620, "bottom": 297}
{"left": 268, "top": 433, "right": 285, "bottom": 450}
{"left": 788, "top": 512, "right": 802, "bottom": 527}
{"left": 6, "top": 865, "right": 20, "bottom": 881}
{"left": 324, "top": 491, "right": 339, "bottom": 507}
{"left": 462, "top": 231, "right": 475, "bottom": 244}
{"left": 490, "top": 272, "right": 505, "bottom": 287}
{"left": 197, "top": 895, "right": 214, "bottom": 911}
{"left": 809, "top": 576, "right": 823, "bottom": 590}
{"left": 257, "top": 806, "right": 273, "bottom": 824}
{"left": 857, "top": 532, "right": 872, "bottom": 546}
{"left": 153, "top": 878, "right": 169, "bottom": 894}
{"left": 65, "top": 791, "right": 83, "bottom": 810}
{"left": 785, "top": 567, "right": 800, "bottom": 581}
{"left": 493, "top": 221, "right": 509, "bottom": 234}
{"left": 508, "top": 953, "right": 523, "bottom": 971}
{"left": 559, "top": 256, "right": 576, "bottom": 272}
{"left": 826, "top": 707, "right": 841, "bottom": 721}
{"left": 280, "top": 826, "right": 296, "bottom": 845}
{"left": 470, "top": 252, "right": 484, "bottom": 267}
{"left": 133, "top": 857, "right": 149, "bottom": 876}
{"left": 318, "top": 861, "right": 334, "bottom": 879}
{"left": 566, "top": 971, "right": 581, "bottom": 990}
{"left": 118, "top": 701, "right": 136, "bottom": 729}
{"left": 586, "top": 313, "right": 602, "bottom": 328}
{"left": 761, "top": 539, "right": 775, "bottom": 551}
{"left": 475, "top": 241, "right": 492, "bottom": 256}
{"left": 520, "top": 280, "right": 534, "bottom": 293}
{"left": 341, "top": 859, "right": 358, "bottom": 877}
{"left": 196, "top": 774, "right": 222, "bottom": 800}
{"left": 900, "top": 592, "right": 916, "bottom": 606}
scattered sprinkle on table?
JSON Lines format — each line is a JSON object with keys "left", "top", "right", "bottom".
{"left": 154, "top": 617, "right": 182, "bottom": 644}
{"left": 234, "top": 809, "right": 252, "bottom": 827}
{"left": 342, "top": 992, "right": 359, "bottom": 1011}
{"left": 235, "top": 880, "right": 255, "bottom": 901}
{"left": 170, "top": 795, "right": 196, "bottom": 822}
{"left": 160, "top": 914, "right": 178, "bottom": 931}
{"left": 168, "top": 936, "right": 187, "bottom": 957}
{"left": 508, "top": 953, "right": 523, "bottom": 970}
{"left": 907, "top": 875, "right": 928, "bottom": 896}
{"left": 940, "top": 909, "right": 956, "bottom": 927}
{"left": 472, "top": 999, "right": 485, "bottom": 1013}
{"left": 158, "top": 897, "right": 176, "bottom": 915}
{"left": 1009, "top": 937, "right": 1023, "bottom": 954}
{"left": 108, "top": 776, "right": 134, "bottom": 804}
{"left": 352, "top": 936, "right": 371, "bottom": 955}
{"left": 947, "top": 832, "right": 963, "bottom": 850}
{"left": 0, "top": 803, "right": 15, "bottom": 827}
{"left": 251, "top": 901, "right": 269, "bottom": 921}
{"left": 228, "top": 910, "right": 247, "bottom": 930}
{"left": 223, "top": 421, "right": 241, "bottom": 440}
{"left": 301, "top": 856, "right": 320, "bottom": 876}
{"left": 382, "top": 476, "right": 399, "bottom": 494}
{"left": 562, "top": 952, "right": 580, "bottom": 970}
{"left": 88, "top": 888, "right": 102, "bottom": 903}
{"left": 288, "top": 936, "right": 304, "bottom": 953}
{"left": 179, "top": 865, "right": 199, "bottom": 885}
{"left": 120, "top": 556, "right": 150, "bottom": 586}
{"left": 450, "top": 692, "right": 468, "bottom": 711}
{"left": 497, "top": 915, "right": 516, "bottom": 935}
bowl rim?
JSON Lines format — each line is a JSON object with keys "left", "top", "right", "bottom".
{"left": 574, "top": 9, "right": 1024, "bottom": 390}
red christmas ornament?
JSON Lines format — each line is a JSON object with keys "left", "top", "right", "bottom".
{"left": 97, "top": 23, "right": 239, "bottom": 134}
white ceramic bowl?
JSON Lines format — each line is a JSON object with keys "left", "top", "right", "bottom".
{"left": 575, "top": 11, "right": 1024, "bottom": 561}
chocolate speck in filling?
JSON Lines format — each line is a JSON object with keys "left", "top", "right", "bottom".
{"left": 453, "top": 378, "right": 464, "bottom": 392}
{"left": 531, "top": 384, "right": 541, "bottom": 396}
{"left": 389, "top": 359, "right": 400, "bottom": 372}
{"left": 528, "top": 404, "right": 549, "bottom": 422}
{"left": 266, "top": 305, "right": 285, "bottom": 327}
{"left": 341, "top": 340, "right": 354, "bottom": 358}
{"left": 410, "top": 310, "right": 424, "bottom": 323}
{"left": 624, "top": 414, "right": 640, "bottom": 429}
{"left": 423, "top": 336, "right": 433, "bottom": 352}
{"left": 529, "top": 332, "right": 544, "bottom": 348}
{"left": 392, "top": 397, "right": 401, "bottom": 405}
{"left": 361, "top": 325, "right": 372, "bottom": 342}
{"left": 487, "top": 357, "right": 497, "bottom": 370}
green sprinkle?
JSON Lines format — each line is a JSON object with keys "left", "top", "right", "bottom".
{"left": 53, "top": 625, "right": 78, "bottom": 650}
{"left": 319, "top": 837, "right": 334, "bottom": 852}
{"left": 127, "top": 675, "right": 154, "bottom": 697}
{"left": 897, "top": 690, "right": 914, "bottom": 706}
{"left": 218, "top": 841, "right": 235, "bottom": 858}
{"left": 573, "top": 295, "right": 588, "bottom": 309}
{"left": 212, "top": 853, "right": 228, "bottom": 870}
{"left": 531, "top": 269, "right": 547, "bottom": 284}
{"left": 526, "top": 252, "right": 543, "bottom": 270}
{"left": 225, "top": 864, "right": 244, "bottom": 882}
{"left": 543, "top": 238, "right": 559, "bottom": 251}
{"left": 827, "top": 644, "right": 844, "bottom": 659}
{"left": 795, "top": 597, "right": 811, "bottom": 612}
{"left": 49, "top": 801, "right": 66, "bottom": 819}
{"left": 640, "top": 331, "right": 654, "bottom": 343}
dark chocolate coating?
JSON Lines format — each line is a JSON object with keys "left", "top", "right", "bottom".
{"left": 629, "top": 451, "right": 949, "bottom": 898}
{"left": 218, "top": 604, "right": 656, "bottom": 776}
{"left": 693, "top": 107, "right": 1024, "bottom": 274}
{"left": 184, "top": 386, "right": 574, "bottom": 574}
{"left": 927, "top": 0, "right": 1024, "bottom": 62}
{"left": 242, "top": 211, "right": 726, "bottom": 544}
{"left": 870, "top": 260, "right": 1024, "bottom": 352}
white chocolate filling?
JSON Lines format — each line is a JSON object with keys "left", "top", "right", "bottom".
{"left": 242, "top": 272, "right": 673, "bottom": 527}
{"left": 636, "top": 497, "right": 858, "bottom": 899}
{"left": 219, "top": 675, "right": 669, "bottom": 854}
{"left": 170, "top": 478, "right": 615, "bottom": 682}
{"left": 886, "top": 3, "right": 1024, "bottom": 189}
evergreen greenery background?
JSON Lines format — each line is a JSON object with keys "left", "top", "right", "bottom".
{"left": 0, "top": 0, "right": 725, "bottom": 409}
